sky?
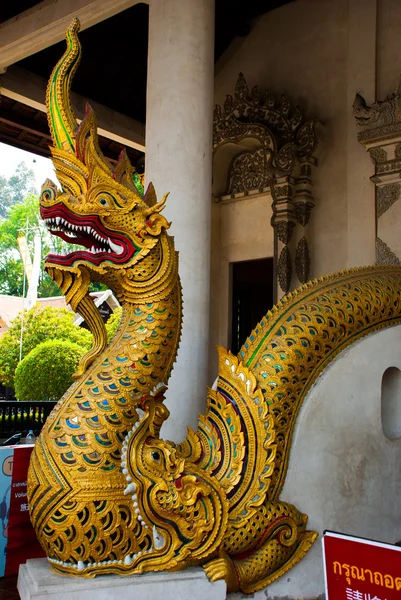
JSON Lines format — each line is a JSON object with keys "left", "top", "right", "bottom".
{"left": 0, "top": 142, "right": 57, "bottom": 193}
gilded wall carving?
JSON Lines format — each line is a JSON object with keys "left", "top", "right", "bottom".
{"left": 275, "top": 221, "right": 295, "bottom": 245}
{"left": 295, "top": 237, "right": 310, "bottom": 284}
{"left": 354, "top": 86, "right": 401, "bottom": 265}
{"left": 376, "top": 238, "right": 401, "bottom": 266}
{"left": 277, "top": 246, "right": 292, "bottom": 294}
{"left": 376, "top": 183, "right": 401, "bottom": 218}
{"left": 213, "top": 74, "right": 319, "bottom": 300}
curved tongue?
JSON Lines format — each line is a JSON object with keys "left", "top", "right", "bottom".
{"left": 46, "top": 265, "right": 107, "bottom": 378}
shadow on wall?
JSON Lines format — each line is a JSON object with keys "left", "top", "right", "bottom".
{"left": 381, "top": 366, "right": 401, "bottom": 440}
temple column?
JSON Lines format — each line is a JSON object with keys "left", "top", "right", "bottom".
{"left": 145, "top": 0, "right": 215, "bottom": 441}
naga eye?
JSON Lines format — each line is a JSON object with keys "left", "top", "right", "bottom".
{"left": 99, "top": 198, "right": 108, "bottom": 206}
{"left": 151, "top": 451, "right": 160, "bottom": 461}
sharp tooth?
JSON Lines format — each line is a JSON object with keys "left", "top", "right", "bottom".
{"left": 124, "top": 482, "right": 136, "bottom": 496}
{"left": 55, "top": 217, "right": 60, "bottom": 225}
{"left": 137, "top": 408, "right": 145, "bottom": 420}
{"left": 91, "top": 246, "right": 96, "bottom": 253}
{"left": 152, "top": 525, "right": 166, "bottom": 550}
{"left": 108, "top": 238, "right": 124, "bottom": 255}
{"left": 124, "top": 555, "right": 132, "bottom": 565}
{"left": 77, "top": 561, "right": 85, "bottom": 571}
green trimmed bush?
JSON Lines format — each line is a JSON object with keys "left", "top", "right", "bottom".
{"left": 14, "top": 340, "right": 86, "bottom": 401}
{"left": 106, "top": 307, "right": 122, "bottom": 342}
{"left": 0, "top": 305, "right": 92, "bottom": 387}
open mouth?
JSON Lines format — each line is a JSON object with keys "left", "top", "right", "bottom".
{"left": 41, "top": 203, "right": 136, "bottom": 267}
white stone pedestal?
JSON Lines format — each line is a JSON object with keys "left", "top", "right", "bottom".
{"left": 18, "top": 558, "right": 227, "bottom": 600}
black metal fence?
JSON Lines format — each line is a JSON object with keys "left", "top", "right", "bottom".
{"left": 0, "top": 401, "right": 56, "bottom": 440}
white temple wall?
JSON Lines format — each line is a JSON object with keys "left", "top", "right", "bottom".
{"left": 377, "top": 0, "right": 401, "bottom": 99}
{"left": 228, "top": 325, "right": 401, "bottom": 600}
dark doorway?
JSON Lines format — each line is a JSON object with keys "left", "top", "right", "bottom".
{"left": 231, "top": 258, "right": 274, "bottom": 355}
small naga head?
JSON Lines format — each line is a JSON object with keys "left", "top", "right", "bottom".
{"left": 41, "top": 18, "right": 169, "bottom": 297}
{"left": 41, "top": 18, "right": 171, "bottom": 376}
{"left": 121, "top": 396, "right": 228, "bottom": 572}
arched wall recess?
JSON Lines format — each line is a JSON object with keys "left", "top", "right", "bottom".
{"left": 213, "top": 73, "right": 320, "bottom": 300}
{"left": 381, "top": 366, "right": 401, "bottom": 440}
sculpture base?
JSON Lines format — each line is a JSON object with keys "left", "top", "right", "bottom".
{"left": 18, "top": 558, "right": 227, "bottom": 600}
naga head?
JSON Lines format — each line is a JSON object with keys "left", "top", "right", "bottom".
{"left": 41, "top": 18, "right": 171, "bottom": 376}
{"left": 41, "top": 18, "right": 170, "bottom": 295}
{"left": 121, "top": 395, "right": 228, "bottom": 572}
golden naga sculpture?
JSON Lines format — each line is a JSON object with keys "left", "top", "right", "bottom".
{"left": 28, "top": 19, "right": 401, "bottom": 594}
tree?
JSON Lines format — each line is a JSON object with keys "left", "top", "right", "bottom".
{"left": 0, "top": 162, "right": 36, "bottom": 217}
{"left": 14, "top": 340, "right": 86, "bottom": 401}
{"left": 0, "top": 194, "right": 75, "bottom": 297}
{"left": 0, "top": 304, "right": 122, "bottom": 389}
{"left": 0, "top": 305, "right": 92, "bottom": 387}
{"left": 106, "top": 307, "right": 122, "bottom": 342}
{"left": 0, "top": 190, "right": 112, "bottom": 298}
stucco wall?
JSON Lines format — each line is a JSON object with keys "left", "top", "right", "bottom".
{"left": 228, "top": 325, "right": 401, "bottom": 599}
{"left": 211, "top": 0, "right": 401, "bottom": 359}
{"left": 377, "top": 0, "right": 401, "bottom": 99}
{"left": 210, "top": 4, "right": 401, "bottom": 597}
{"left": 214, "top": 0, "right": 350, "bottom": 281}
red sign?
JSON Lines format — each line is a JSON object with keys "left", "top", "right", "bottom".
{"left": 5, "top": 446, "right": 44, "bottom": 575}
{"left": 323, "top": 530, "right": 401, "bottom": 600}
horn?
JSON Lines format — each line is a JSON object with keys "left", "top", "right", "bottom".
{"left": 46, "top": 17, "right": 81, "bottom": 153}
{"left": 143, "top": 192, "right": 169, "bottom": 217}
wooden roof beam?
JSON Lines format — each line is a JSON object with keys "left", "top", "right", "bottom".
{"left": 0, "top": 0, "right": 149, "bottom": 72}
{"left": 2, "top": 66, "right": 145, "bottom": 152}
